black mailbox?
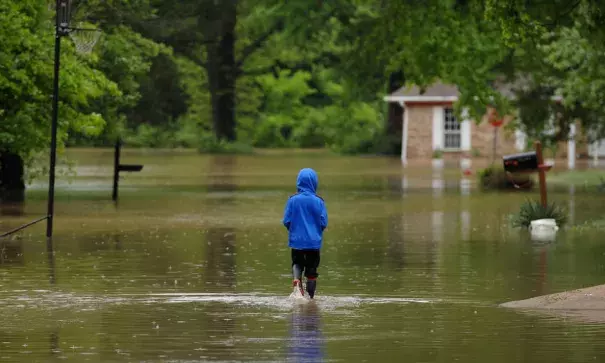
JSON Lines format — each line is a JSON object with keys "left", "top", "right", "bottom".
{"left": 118, "top": 164, "right": 143, "bottom": 172}
{"left": 503, "top": 151, "right": 538, "bottom": 173}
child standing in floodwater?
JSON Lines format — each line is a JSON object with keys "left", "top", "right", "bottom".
{"left": 282, "top": 168, "right": 328, "bottom": 299}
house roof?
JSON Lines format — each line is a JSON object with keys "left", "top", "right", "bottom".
{"left": 383, "top": 82, "right": 459, "bottom": 103}
{"left": 384, "top": 79, "right": 561, "bottom": 104}
{"left": 389, "top": 83, "right": 459, "bottom": 98}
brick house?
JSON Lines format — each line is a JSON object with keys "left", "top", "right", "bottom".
{"left": 383, "top": 81, "right": 605, "bottom": 166}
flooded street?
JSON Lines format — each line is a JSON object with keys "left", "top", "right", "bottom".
{"left": 2, "top": 149, "right": 605, "bottom": 362}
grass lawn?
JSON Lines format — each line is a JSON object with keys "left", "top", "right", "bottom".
{"left": 549, "top": 168, "right": 605, "bottom": 187}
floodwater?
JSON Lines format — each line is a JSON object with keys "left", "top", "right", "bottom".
{"left": 1, "top": 148, "right": 605, "bottom": 362}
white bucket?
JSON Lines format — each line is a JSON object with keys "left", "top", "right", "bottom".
{"left": 529, "top": 218, "right": 559, "bottom": 242}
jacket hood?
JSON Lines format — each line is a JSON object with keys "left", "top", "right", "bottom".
{"left": 296, "top": 168, "right": 318, "bottom": 193}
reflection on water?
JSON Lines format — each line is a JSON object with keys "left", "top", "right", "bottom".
{"left": 287, "top": 302, "right": 324, "bottom": 362}
{"left": 387, "top": 215, "right": 405, "bottom": 270}
{"left": 460, "top": 210, "right": 471, "bottom": 241}
{"left": 205, "top": 227, "right": 237, "bottom": 290}
{"left": 460, "top": 176, "right": 471, "bottom": 195}
{"left": 47, "top": 246, "right": 56, "bottom": 285}
{"left": 0, "top": 201, "right": 24, "bottom": 216}
{"left": 568, "top": 184, "right": 575, "bottom": 226}
{"left": 50, "top": 330, "right": 60, "bottom": 356}
{"left": 203, "top": 156, "right": 238, "bottom": 361}
{"left": 205, "top": 156, "right": 237, "bottom": 291}
{"left": 1, "top": 151, "right": 605, "bottom": 362}
{"left": 431, "top": 211, "right": 444, "bottom": 243}
{"left": 0, "top": 238, "right": 23, "bottom": 266}
{"left": 431, "top": 178, "right": 444, "bottom": 196}
{"left": 432, "top": 160, "right": 443, "bottom": 197}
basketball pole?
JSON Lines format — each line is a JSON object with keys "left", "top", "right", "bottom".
{"left": 47, "top": 0, "right": 68, "bottom": 242}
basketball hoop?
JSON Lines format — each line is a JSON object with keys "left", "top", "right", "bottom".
{"left": 68, "top": 25, "right": 102, "bottom": 55}
{"left": 50, "top": 1, "right": 102, "bottom": 55}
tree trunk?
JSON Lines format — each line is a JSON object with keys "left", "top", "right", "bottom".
{"left": 205, "top": 1, "right": 238, "bottom": 142}
{"left": 0, "top": 152, "right": 25, "bottom": 203}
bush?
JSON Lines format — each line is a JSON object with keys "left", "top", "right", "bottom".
{"left": 511, "top": 199, "right": 567, "bottom": 228}
{"left": 372, "top": 132, "right": 402, "bottom": 156}
{"left": 252, "top": 114, "right": 295, "bottom": 148}
{"left": 124, "top": 123, "right": 180, "bottom": 148}
{"left": 198, "top": 133, "right": 254, "bottom": 154}
{"left": 323, "top": 102, "right": 383, "bottom": 155}
{"left": 478, "top": 166, "right": 534, "bottom": 190}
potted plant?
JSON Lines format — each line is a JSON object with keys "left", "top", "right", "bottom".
{"left": 432, "top": 149, "right": 444, "bottom": 169}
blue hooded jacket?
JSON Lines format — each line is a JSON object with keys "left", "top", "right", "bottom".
{"left": 282, "top": 168, "right": 328, "bottom": 250}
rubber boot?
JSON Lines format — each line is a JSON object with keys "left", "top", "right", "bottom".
{"left": 306, "top": 278, "right": 317, "bottom": 299}
{"left": 292, "top": 264, "right": 302, "bottom": 280}
{"left": 292, "top": 265, "right": 304, "bottom": 296}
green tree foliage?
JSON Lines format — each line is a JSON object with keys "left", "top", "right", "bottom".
{"left": 346, "top": 0, "right": 511, "bottom": 121}
{"left": 0, "top": 0, "right": 118, "bottom": 159}
{"left": 346, "top": 0, "right": 605, "bottom": 148}
{"left": 117, "top": 0, "right": 381, "bottom": 152}
{"left": 483, "top": 0, "right": 605, "bottom": 142}
{"left": 6, "top": 0, "right": 605, "bottom": 174}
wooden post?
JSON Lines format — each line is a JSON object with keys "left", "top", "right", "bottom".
{"left": 535, "top": 141, "right": 548, "bottom": 208}
{"left": 112, "top": 138, "right": 121, "bottom": 202}
{"left": 111, "top": 139, "right": 143, "bottom": 202}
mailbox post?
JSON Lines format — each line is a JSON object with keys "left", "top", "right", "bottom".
{"left": 112, "top": 139, "right": 143, "bottom": 202}
{"left": 503, "top": 141, "right": 552, "bottom": 208}
{"left": 535, "top": 141, "right": 549, "bottom": 208}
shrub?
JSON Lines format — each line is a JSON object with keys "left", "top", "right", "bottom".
{"left": 511, "top": 199, "right": 567, "bottom": 228}
{"left": 124, "top": 123, "right": 181, "bottom": 148}
{"left": 198, "top": 134, "right": 254, "bottom": 154}
{"left": 478, "top": 165, "right": 534, "bottom": 190}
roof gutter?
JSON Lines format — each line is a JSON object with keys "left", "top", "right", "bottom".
{"left": 384, "top": 95, "right": 564, "bottom": 103}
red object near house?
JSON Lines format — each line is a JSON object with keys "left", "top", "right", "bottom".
{"left": 490, "top": 119, "right": 504, "bottom": 127}
{"left": 487, "top": 107, "right": 504, "bottom": 127}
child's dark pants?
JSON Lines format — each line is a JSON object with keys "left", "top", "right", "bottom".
{"left": 291, "top": 249, "right": 320, "bottom": 298}
{"left": 291, "top": 249, "right": 320, "bottom": 279}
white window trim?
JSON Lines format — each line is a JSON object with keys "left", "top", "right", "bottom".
{"left": 443, "top": 107, "right": 462, "bottom": 151}
{"left": 432, "top": 106, "right": 471, "bottom": 152}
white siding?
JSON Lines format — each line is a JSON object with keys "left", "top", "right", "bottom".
{"left": 432, "top": 106, "right": 444, "bottom": 150}
{"left": 460, "top": 108, "right": 471, "bottom": 151}
{"left": 401, "top": 107, "right": 408, "bottom": 164}
{"left": 515, "top": 129, "right": 526, "bottom": 151}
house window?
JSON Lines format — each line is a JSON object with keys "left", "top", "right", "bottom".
{"left": 443, "top": 108, "right": 461, "bottom": 149}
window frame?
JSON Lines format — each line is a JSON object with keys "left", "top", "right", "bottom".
{"left": 442, "top": 107, "right": 461, "bottom": 151}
